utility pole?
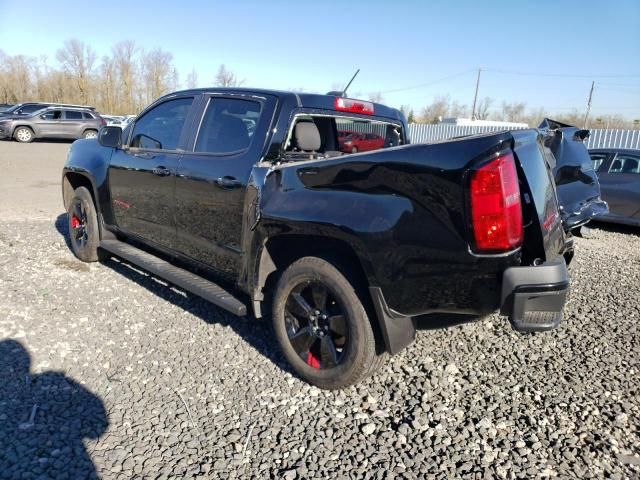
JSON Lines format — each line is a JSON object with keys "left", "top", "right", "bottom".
{"left": 583, "top": 81, "right": 595, "bottom": 128}
{"left": 471, "top": 68, "right": 481, "bottom": 120}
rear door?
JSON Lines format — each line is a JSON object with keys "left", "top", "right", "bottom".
{"left": 174, "top": 93, "right": 276, "bottom": 276}
{"left": 61, "top": 110, "right": 84, "bottom": 138}
{"left": 108, "top": 96, "right": 195, "bottom": 249}
{"left": 598, "top": 153, "right": 640, "bottom": 219}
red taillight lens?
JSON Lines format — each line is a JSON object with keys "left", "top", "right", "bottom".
{"left": 334, "top": 97, "right": 374, "bottom": 115}
{"left": 470, "top": 151, "right": 523, "bottom": 252}
{"left": 100, "top": 117, "right": 107, "bottom": 126}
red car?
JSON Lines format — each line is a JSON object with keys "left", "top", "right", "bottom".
{"left": 339, "top": 132, "right": 385, "bottom": 153}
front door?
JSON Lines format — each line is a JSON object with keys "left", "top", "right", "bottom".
{"left": 108, "top": 96, "right": 194, "bottom": 249}
{"left": 598, "top": 153, "right": 640, "bottom": 219}
{"left": 175, "top": 94, "right": 274, "bottom": 277}
{"left": 35, "top": 109, "right": 63, "bottom": 136}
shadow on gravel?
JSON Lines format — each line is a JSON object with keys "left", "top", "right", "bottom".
{"left": 414, "top": 313, "right": 482, "bottom": 330}
{"left": 588, "top": 221, "right": 640, "bottom": 236}
{"left": 0, "top": 339, "right": 107, "bottom": 479}
{"left": 54, "top": 214, "right": 293, "bottom": 376}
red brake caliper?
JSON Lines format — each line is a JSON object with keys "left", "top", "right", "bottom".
{"left": 306, "top": 351, "right": 320, "bottom": 369}
{"left": 70, "top": 215, "right": 81, "bottom": 229}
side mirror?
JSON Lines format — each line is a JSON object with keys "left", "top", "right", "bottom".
{"left": 98, "top": 126, "right": 122, "bottom": 148}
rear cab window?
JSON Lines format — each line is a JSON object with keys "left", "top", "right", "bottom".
{"left": 284, "top": 113, "right": 404, "bottom": 161}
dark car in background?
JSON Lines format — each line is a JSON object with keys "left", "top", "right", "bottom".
{"left": 0, "top": 103, "right": 14, "bottom": 113}
{"left": 0, "top": 106, "right": 105, "bottom": 142}
{"left": 589, "top": 148, "right": 640, "bottom": 226}
{"left": 0, "top": 102, "right": 96, "bottom": 117}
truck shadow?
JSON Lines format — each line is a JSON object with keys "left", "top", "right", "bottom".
{"left": 0, "top": 339, "right": 107, "bottom": 479}
{"left": 54, "top": 214, "right": 293, "bottom": 377}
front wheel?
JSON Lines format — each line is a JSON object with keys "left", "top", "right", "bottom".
{"left": 14, "top": 127, "right": 34, "bottom": 143}
{"left": 67, "top": 186, "right": 108, "bottom": 262}
{"left": 272, "top": 256, "right": 383, "bottom": 389}
{"left": 351, "top": 146, "right": 358, "bottom": 153}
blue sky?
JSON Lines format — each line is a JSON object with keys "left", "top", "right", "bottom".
{"left": 1, "top": 0, "right": 639, "bottom": 117}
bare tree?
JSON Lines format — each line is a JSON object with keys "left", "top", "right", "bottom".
{"left": 140, "top": 48, "right": 177, "bottom": 105}
{"left": 186, "top": 68, "right": 198, "bottom": 89}
{"left": 55, "top": 39, "right": 96, "bottom": 104}
{"left": 501, "top": 101, "right": 527, "bottom": 122}
{"left": 214, "top": 64, "right": 243, "bottom": 87}
{"left": 368, "top": 92, "right": 384, "bottom": 103}
{"left": 475, "top": 97, "right": 493, "bottom": 120}
{"left": 112, "top": 41, "right": 138, "bottom": 113}
{"left": 419, "top": 95, "right": 450, "bottom": 123}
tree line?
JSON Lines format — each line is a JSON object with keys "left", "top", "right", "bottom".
{"left": 1, "top": 39, "right": 637, "bottom": 128}
{"left": 0, "top": 39, "right": 244, "bottom": 115}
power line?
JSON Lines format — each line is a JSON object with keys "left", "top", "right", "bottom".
{"left": 380, "top": 69, "right": 475, "bottom": 94}
{"left": 483, "top": 68, "right": 640, "bottom": 79}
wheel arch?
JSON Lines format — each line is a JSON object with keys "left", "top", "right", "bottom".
{"left": 62, "top": 170, "right": 100, "bottom": 213}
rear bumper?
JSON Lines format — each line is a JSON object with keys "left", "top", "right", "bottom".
{"left": 563, "top": 198, "right": 609, "bottom": 230}
{"left": 500, "top": 257, "right": 569, "bottom": 332}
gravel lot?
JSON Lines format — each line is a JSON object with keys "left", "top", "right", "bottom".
{"left": 0, "top": 141, "right": 639, "bottom": 479}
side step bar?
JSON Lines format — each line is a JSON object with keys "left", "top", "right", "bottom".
{"left": 99, "top": 239, "right": 247, "bottom": 316}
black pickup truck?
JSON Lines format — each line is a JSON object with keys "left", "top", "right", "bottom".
{"left": 62, "top": 89, "right": 606, "bottom": 389}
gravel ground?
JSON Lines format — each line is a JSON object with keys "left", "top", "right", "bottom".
{"left": 0, "top": 142, "right": 639, "bottom": 479}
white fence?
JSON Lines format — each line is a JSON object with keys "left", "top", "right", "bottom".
{"left": 408, "top": 123, "right": 640, "bottom": 150}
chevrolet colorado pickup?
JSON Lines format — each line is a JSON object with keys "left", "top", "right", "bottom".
{"left": 62, "top": 89, "right": 606, "bottom": 389}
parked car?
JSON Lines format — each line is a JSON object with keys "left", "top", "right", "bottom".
{"left": 589, "top": 148, "right": 640, "bottom": 226}
{"left": 0, "top": 107, "right": 106, "bottom": 142}
{"left": 0, "top": 103, "right": 14, "bottom": 113}
{"left": 0, "top": 102, "right": 96, "bottom": 117}
{"left": 101, "top": 115, "right": 126, "bottom": 127}
{"left": 61, "top": 88, "right": 603, "bottom": 389}
{"left": 339, "top": 131, "right": 385, "bottom": 153}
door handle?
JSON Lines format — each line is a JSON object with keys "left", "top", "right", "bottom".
{"left": 152, "top": 166, "right": 171, "bottom": 177}
{"left": 215, "top": 176, "right": 242, "bottom": 189}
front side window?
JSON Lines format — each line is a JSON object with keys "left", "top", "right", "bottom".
{"left": 65, "top": 111, "right": 83, "bottom": 120}
{"left": 130, "top": 97, "right": 193, "bottom": 150}
{"left": 41, "top": 110, "right": 62, "bottom": 120}
{"left": 589, "top": 153, "right": 607, "bottom": 171}
{"left": 195, "top": 98, "right": 261, "bottom": 154}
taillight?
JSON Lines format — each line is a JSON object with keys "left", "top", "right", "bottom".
{"left": 334, "top": 97, "right": 374, "bottom": 115}
{"left": 470, "top": 151, "right": 523, "bottom": 252}
{"left": 100, "top": 116, "right": 107, "bottom": 126}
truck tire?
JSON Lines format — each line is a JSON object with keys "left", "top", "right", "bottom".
{"left": 14, "top": 127, "right": 34, "bottom": 143}
{"left": 67, "top": 186, "right": 108, "bottom": 262}
{"left": 272, "top": 256, "right": 382, "bottom": 389}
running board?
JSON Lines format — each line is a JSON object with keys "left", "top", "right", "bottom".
{"left": 99, "top": 239, "right": 247, "bottom": 316}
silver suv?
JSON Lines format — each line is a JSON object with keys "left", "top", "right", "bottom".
{"left": 0, "top": 107, "right": 105, "bottom": 143}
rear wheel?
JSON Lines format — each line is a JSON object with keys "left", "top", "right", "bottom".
{"left": 67, "top": 186, "right": 108, "bottom": 262}
{"left": 14, "top": 127, "right": 34, "bottom": 143}
{"left": 83, "top": 129, "right": 98, "bottom": 139}
{"left": 272, "top": 256, "right": 383, "bottom": 389}
{"left": 351, "top": 146, "right": 358, "bottom": 153}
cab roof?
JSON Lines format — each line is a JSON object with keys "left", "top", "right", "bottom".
{"left": 166, "top": 87, "right": 405, "bottom": 122}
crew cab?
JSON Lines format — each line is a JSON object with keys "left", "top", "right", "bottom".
{"left": 61, "top": 88, "right": 605, "bottom": 389}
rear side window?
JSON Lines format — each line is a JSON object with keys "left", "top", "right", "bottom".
{"left": 195, "top": 98, "right": 261, "bottom": 154}
{"left": 131, "top": 97, "right": 193, "bottom": 150}
{"left": 82, "top": 112, "right": 93, "bottom": 120}
{"left": 609, "top": 154, "right": 640, "bottom": 174}
{"left": 65, "top": 111, "right": 83, "bottom": 120}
